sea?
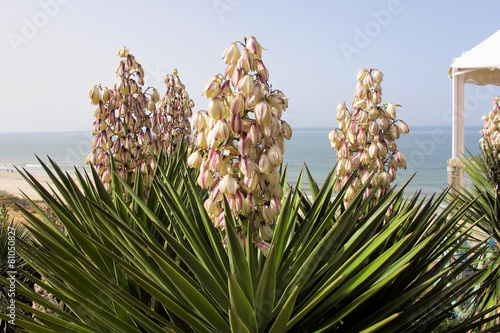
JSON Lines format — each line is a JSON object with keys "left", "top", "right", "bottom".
{"left": 0, "top": 127, "right": 484, "bottom": 196}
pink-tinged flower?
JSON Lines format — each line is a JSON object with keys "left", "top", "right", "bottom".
{"left": 395, "top": 151, "right": 407, "bottom": 168}
{"left": 358, "top": 110, "right": 368, "bottom": 125}
{"left": 232, "top": 190, "right": 244, "bottom": 212}
{"left": 238, "top": 48, "right": 253, "bottom": 72}
{"left": 255, "top": 241, "right": 270, "bottom": 256}
{"left": 379, "top": 116, "right": 390, "bottom": 131}
{"left": 247, "top": 122, "right": 260, "bottom": 145}
{"left": 390, "top": 125, "right": 400, "bottom": 140}
{"left": 117, "top": 46, "right": 129, "bottom": 58}
{"left": 371, "top": 69, "right": 383, "bottom": 83}
{"left": 222, "top": 42, "right": 240, "bottom": 64}
{"left": 281, "top": 121, "right": 292, "bottom": 140}
{"left": 363, "top": 73, "right": 374, "bottom": 87}
{"left": 339, "top": 141, "right": 349, "bottom": 157}
{"left": 89, "top": 86, "right": 101, "bottom": 105}
{"left": 242, "top": 193, "right": 256, "bottom": 215}
{"left": 238, "top": 75, "right": 254, "bottom": 97}
{"left": 214, "top": 120, "right": 230, "bottom": 142}
{"left": 345, "top": 186, "right": 356, "bottom": 202}
{"left": 255, "top": 59, "right": 269, "bottom": 81}
{"left": 248, "top": 85, "right": 264, "bottom": 107}
{"left": 355, "top": 82, "right": 367, "bottom": 99}
{"left": 230, "top": 94, "right": 245, "bottom": 115}
{"left": 195, "top": 131, "right": 208, "bottom": 149}
{"left": 368, "top": 144, "right": 379, "bottom": 158}
{"left": 203, "top": 78, "right": 220, "bottom": 98}
{"left": 197, "top": 165, "right": 214, "bottom": 188}
{"left": 264, "top": 168, "right": 279, "bottom": 187}
{"left": 352, "top": 99, "right": 367, "bottom": 109}
{"left": 368, "top": 120, "right": 378, "bottom": 136}
{"left": 187, "top": 151, "right": 203, "bottom": 168}
{"left": 372, "top": 90, "right": 381, "bottom": 105}
{"left": 385, "top": 102, "right": 397, "bottom": 120}
{"left": 356, "top": 69, "right": 367, "bottom": 81}
{"left": 246, "top": 36, "right": 262, "bottom": 57}
{"left": 230, "top": 114, "right": 243, "bottom": 134}
{"left": 204, "top": 198, "right": 219, "bottom": 219}
{"left": 191, "top": 111, "right": 206, "bottom": 131}
{"left": 388, "top": 166, "right": 397, "bottom": 181}
{"left": 357, "top": 128, "right": 367, "bottom": 145}
{"left": 336, "top": 102, "right": 347, "bottom": 121}
{"left": 255, "top": 101, "right": 271, "bottom": 127}
{"left": 231, "top": 68, "right": 243, "bottom": 87}
{"left": 398, "top": 120, "right": 410, "bottom": 135}
{"left": 244, "top": 173, "right": 259, "bottom": 191}
{"left": 259, "top": 151, "right": 273, "bottom": 174}
{"left": 267, "top": 144, "right": 283, "bottom": 166}
{"left": 208, "top": 98, "right": 224, "bottom": 120}
{"left": 220, "top": 174, "right": 238, "bottom": 196}
{"left": 238, "top": 135, "right": 252, "bottom": 157}
{"left": 260, "top": 222, "right": 273, "bottom": 241}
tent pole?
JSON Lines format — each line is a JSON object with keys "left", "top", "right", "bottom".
{"left": 448, "top": 69, "right": 465, "bottom": 191}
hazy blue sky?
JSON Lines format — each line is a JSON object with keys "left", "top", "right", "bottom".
{"left": 1, "top": 0, "right": 499, "bottom": 133}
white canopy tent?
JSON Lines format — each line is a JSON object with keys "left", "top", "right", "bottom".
{"left": 448, "top": 30, "right": 500, "bottom": 187}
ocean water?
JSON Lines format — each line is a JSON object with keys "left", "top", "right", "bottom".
{"left": 284, "top": 126, "right": 483, "bottom": 195}
{"left": 0, "top": 127, "right": 483, "bottom": 196}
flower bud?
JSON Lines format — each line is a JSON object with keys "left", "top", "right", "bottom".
{"left": 203, "top": 78, "right": 220, "bottom": 98}
{"left": 89, "top": 86, "right": 101, "bottom": 105}
{"left": 281, "top": 121, "right": 292, "bottom": 140}
{"left": 222, "top": 42, "right": 240, "bottom": 64}
{"left": 385, "top": 102, "right": 397, "bottom": 120}
{"left": 368, "top": 144, "right": 379, "bottom": 158}
{"left": 208, "top": 98, "right": 224, "bottom": 120}
{"left": 255, "top": 241, "right": 270, "bottom": 256}
{"left": 246, "top": 36, "right": 262, "bottom": 58}
{"left": 390, "top": 125, "right": 400, "bottom": 140}
{"left": 220, "top": 174, "right": 238, "bottom": 196}
{"left": 336, "top": 102, "right": 347, "bottom": 121}
{"left": 352, "top": 99, "right": 367, "bottom": 109}
{"left": 379, "top": 116, "right": 390, "bottom": 131}
{"left": 244, "top": 173, "right": 259, "bottom": 191}
{"left": 371, "top": 69, "right": 383, "bottom": 83}
{"left": 398, "top": 120, "right": 410, "bottom": 135}
{"left": 255, "top": 101, "right": 271, "bottom": 127}
{"left": 247, "top": 122, "right": 260, "bottom": 145}
{"left": 238, "top": 75, "right": 254, "bottom": 97}
{"left": 118, "top": 46, "right": 129, "bottom": 58}
{"left": 259, "top": 151, "right": 273, "bottom": 174}
{"left": 356, "top": 69, "right": 367, "bottom": 82}
{"left": 268, "top": 144, "right": 283, "bottom": 166}
{"left": 198, "top": 165, "right": 214, "bottom": 188}
{"left": 345, "top": 186, "right": 356, "bottom": 202}
{"left": 187, "top": 151, "right": 203, "bottom": 168}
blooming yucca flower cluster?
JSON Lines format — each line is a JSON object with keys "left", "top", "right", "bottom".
{"left": 480, "top": 96, "right": 500, "bottom": 188}
{"left": 188, "top": 36, "right": 292, "bottom": 253}
{"left": 329, "top": 69, "right": 409, "bottom": 203}
{"left": 480, "top": 97, "right": 500, "bottom": 155}
{"left": 86, "top": 47, "right": 193, "bottom": 193}
{"left": 158, "top": 68, "right": 194, "bottom": 153}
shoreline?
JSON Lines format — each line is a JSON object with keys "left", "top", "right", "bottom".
{"left": 0, "top": 171, "right": 55, "bottom": 201}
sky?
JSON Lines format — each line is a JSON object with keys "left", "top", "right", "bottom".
{"left": 1, "top": 0, "right": 500, "bottom": 133}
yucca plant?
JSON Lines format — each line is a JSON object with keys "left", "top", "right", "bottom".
{"left": 0, "top": 138, "right": 496, "bottom": 332}
{"left": 447, "top": 141, "right": 500, "bottom": 330}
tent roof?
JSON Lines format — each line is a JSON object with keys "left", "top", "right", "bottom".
{"left": 449, "top": 29, "right": 500, "bottom": 85}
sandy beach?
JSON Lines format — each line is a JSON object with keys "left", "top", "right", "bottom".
{"left": 0, "top": 170, "right": 55, "bottom": 201}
